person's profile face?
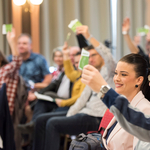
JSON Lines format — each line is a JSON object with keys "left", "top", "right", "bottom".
{"left": 146, "top": 41, "right": 150, "bottom": 55}
{"left": 69, "top": 47, "right": 80, "bottom": 65}
{"left": 113, "top": 61, "right": 139, "bottom": 97}
{"left": 74, "top": 54, "right": 81, "bottom": 71}
{"left": 17, "top": 36, "right": 31, "bottom": 55}
{"left": 53, "top": 51, "right": 63, "bottom": 66}
{"left": 89, "top": 49, "right": 102, "bottom": 69}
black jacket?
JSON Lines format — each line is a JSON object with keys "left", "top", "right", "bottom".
{"left": 0, "top": 83, "right": 15, "bottom": 150}
{"left": 39, "top": 72, "right": 73, "bottom": 98}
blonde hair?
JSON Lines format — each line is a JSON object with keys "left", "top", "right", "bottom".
{"left": 52, "top": 46, "right": 63, "bottom": 60}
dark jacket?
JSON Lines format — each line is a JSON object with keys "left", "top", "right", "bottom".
{"left": 102, "top": 88, "right": 150, "bottom": 150}
{"left": 12, "top": 76, "right": 28, "bottom": 150}
{"left": 39, "top": 72, "right": 73, "bottom": 98}
{"left": 0, "top": 83, "right": 15, "bottom": 150}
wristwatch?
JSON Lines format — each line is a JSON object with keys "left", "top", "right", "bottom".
{"left": 97, "top": 85, "right": 110, "bottom": 99}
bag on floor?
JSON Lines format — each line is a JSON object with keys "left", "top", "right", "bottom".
{"left": 69, "top": 133, "right": 106, "bottom": 150}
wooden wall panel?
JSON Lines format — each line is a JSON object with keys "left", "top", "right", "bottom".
{"left": 11, "top": 0, "right": 22, "bottom": 42}
{"left": 30, "top": 4, "right": 40, "bottom": 53}
{"left": 11, "top": 0, "right": 40, "bottom": 53}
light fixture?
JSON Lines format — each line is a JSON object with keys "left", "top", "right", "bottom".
{"left": 13, "top": 0, "right": 26, "bottom": 6}
{"left": 30, "top": 0, "right": 43, "bottom": 5}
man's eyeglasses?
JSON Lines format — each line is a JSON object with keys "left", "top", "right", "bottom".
{"left": 89, "top": 53, "right": 98, "bottom": 59}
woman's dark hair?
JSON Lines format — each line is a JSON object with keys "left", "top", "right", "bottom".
{"left": 119, "top": 53, "right": 150, "bottom": 100}
{"left": 0, "top": 51, "right": 8, "bottom": 67}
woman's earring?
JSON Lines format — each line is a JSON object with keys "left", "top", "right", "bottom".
{"left": 135, "top": 85, "right": 138, "bottom": 88}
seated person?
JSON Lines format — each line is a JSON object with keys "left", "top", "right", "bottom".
{"left": 18, "top": 46, "right": 85, "bottom": 132}
{"left": 7, "top": 33, "right": 52, "bottom": 128}
{"left": 82, "top": 53, "right": 150, "bottom": 150}
{"left": 0, "top": 29, "right": 22, "bottom": 115}
{"left": 7, "top": 33, "right": 52, "bottom": 89}
{"left": 32, "top": 26, "right": 116, "bottom": 150}
{"left": 51, "top": 46, "right": 64, "bottom": 81}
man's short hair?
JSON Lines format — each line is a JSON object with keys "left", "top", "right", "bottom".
{"left": 75, "top": 51, "right": 81, "bottom": 56}
{"left": 18, "top": 33, "right": 32, "bottom": 44}
{"left": 84, "top": 45, "right": 95, "bottom": 51}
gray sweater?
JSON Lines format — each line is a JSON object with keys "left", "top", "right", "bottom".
{"left": 67, "top": 43, "right": 116, "bottom": 117}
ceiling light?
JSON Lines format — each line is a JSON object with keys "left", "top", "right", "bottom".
{"left": 13, "top": 0, "right": 26, "bottom": 6}
{"left": 30, "top": 0, "right": 43, "bottom": 5}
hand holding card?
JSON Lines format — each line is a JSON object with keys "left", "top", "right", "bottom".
{"left": 137, "top": 27, "right": 149, "bottom": 36}
{"left": 2, "top": 24, "right": 13, "bottom": 35}
{"left": 78, "top": 48, "right": 89, "bottom": 70}
{"left": 66, "top": 32, "right": 71, "bottom": 41}
{"left": 68, "top": 19, "right": 82, "bottom": 32}
{"left": 62, "top": 42, "right": 70, "bottom": 57}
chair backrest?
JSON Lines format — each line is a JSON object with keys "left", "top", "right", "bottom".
{"left": 98, "top": 109, "right": 114, "bottom": 135}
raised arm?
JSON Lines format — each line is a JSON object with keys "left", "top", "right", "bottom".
{"left": 2, "top": 29, "right": 22, "bottom": 76}
{"left": 63, "top": 42, "right": 81, "bottom": 82}
{"left": 81, "top": 65, "right": 150, "bottom": 142}
{"left": 76, "top": 25, "right": 100, "bottom": 48}
{"left": 122, "top": 18, "right": 139, "bottom": 54}
{"left": 34, "top": 56, "right": 52, "bottom": 89}
{"left": 7, "top": 28, "right": 19, "bottom": 56}
{"left": 76, "top": 25, "right": 116, "bottom": 80}
{"left": 102, "top": 89, "right": 150, "bottom": 142}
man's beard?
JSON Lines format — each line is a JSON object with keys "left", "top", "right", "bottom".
{"left": 19, "top": 51, "right": 29, "bottom": 56}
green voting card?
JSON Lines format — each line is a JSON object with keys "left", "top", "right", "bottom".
{"left": 2, "top": 24, "right": 12, "bottom": 34}
{"left": 137, "top": 27, "right": 149, "bottom": 36}
{"left": 78, "top": 48, "right": 89, "bottom": 70}
{"left": 68, "top": 19, "right": 82, "bottom": 32}
{"left": 66, "top": 32, "right": 71, "bottom": 41}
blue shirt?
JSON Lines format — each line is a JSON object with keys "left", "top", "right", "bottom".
{"left": 7, "top": 52, "right": 50, "bottom": 83}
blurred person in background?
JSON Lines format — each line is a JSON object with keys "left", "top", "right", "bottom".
{"left": 51, "top": 47, "right": 64, "bottom": 81}
{"left": 7, "top": 33, "right": 52, "bottom": 90}
{"left": 122, "top": 17, "right": 150, "bottom": 67}
{"left": 0, "top": 29, "right": 22, "bottom": 116}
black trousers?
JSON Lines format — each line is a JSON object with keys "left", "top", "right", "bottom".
{"left": 33, "top": 112, "right": 102, "bottom": 150}
{"left": 32, "top": 91, "right": 68, "bottom": 122}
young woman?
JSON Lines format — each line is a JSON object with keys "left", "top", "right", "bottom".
{"left": 82, "top": 53, "right": 150, "bottom": 150}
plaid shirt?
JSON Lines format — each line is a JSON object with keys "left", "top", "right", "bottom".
{"left": 0, "top": 56, "right": 22, "bottom": 115}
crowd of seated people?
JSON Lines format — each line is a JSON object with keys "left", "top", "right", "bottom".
{"left": 1, "top": 16, "right": 150, "bottom": 150}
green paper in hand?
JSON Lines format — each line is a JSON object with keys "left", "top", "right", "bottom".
{"left": 68, "top": 19, "right": 82, "bottom": 32}
{"left": 137, "top": 27, "right": 149, "bottom": 36}
{"left": 2, "top": 24, "right": 12, "bottom": 34}
{"left": 66, "top": 32, "right": 71, "bottom": 41}
{"left": 6, "top": 24, "right": 12, "bottom": 32}
{"left": 78, "top": 49, "right": 89, "bottom": 70}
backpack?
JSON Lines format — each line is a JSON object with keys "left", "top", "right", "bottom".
{"left": 69, "top": 109, "right": 113, "bottom": 150}
{"left": 69, "top": 133, "right": 106, "bottom": 150}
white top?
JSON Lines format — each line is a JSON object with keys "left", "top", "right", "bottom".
{"left": 57, "top": 75, "right": 70, "bottom": 98}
